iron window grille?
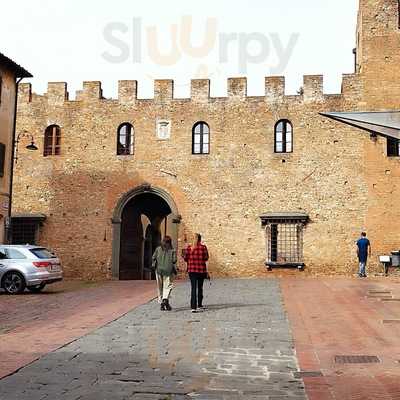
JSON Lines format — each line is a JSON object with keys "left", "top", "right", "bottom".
{"left": 192, "top": 122, "right": 210, "bottom": 155}
{"left": 117, "top": 123, "right": 134, "bottom": 155}
{"left": 260, "top": 213, "right": 308, "bottom": 267}
{"left": 274, "top": 120, "right": 293, "bottom": 153}
{"left": 10, "top": 215, "right": 46, "bottom": 245}
{"left": 44, "top": 125, "right": 61, "bottom": 156}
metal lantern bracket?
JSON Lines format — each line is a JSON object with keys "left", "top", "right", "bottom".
{"left": 14, "top": 130, "right": 38, "bottom": 164}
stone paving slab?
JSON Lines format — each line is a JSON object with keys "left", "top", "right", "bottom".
{"left": 0, "top": 280, "right": 156, "bottom": 379}
{"left": 0, "top": 279, "right": 306, "bottom": 399}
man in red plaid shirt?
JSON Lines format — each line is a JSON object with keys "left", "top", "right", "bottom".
{"left": 183, "top": 233, "right": 209, "bottom": 312}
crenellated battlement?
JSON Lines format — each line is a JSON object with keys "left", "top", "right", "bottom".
{"left": 47, "top": 82, "right": 69, "bottom": 104}
{"left": 18, "top": 73, "right": 361, "bottom": 106}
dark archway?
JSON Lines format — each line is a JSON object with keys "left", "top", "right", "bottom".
{"left": 112, "top": 185, "right": 180, "bottom": 280}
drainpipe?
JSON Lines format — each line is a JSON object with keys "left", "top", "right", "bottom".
{"left": 6, "top": 76, "right": 23, "bottom": 243}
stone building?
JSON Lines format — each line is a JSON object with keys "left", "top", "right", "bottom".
{"left": 13, "top": 0, "right": 400, "bottom": 279}
{"left": 0, "top": 53, "right": 31, "bottom": 243}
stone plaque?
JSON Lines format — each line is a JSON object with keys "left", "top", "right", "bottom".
{"left": 156, "top": 120, "right": 171, "bottom": 140}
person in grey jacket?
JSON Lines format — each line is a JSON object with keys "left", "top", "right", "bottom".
{"left": 152, "top": 236, "right": 177, "bottom": 311}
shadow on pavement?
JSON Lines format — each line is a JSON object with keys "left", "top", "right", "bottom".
{"left": 170, "top": 303, "right": 266, "bottom": 312}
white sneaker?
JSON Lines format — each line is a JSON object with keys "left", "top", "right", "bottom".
{"left": 191, "top": 309, "right": 197, "bottom": 313}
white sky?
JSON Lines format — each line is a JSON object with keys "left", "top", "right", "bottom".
{"left": 1, "top": 0, "right": 359, "bottom": 99}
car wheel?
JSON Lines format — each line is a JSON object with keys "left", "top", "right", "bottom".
{"left": 27, "top": 283, "right": 46, "bottom": 293}
{"left": 2, "top": 271, "right": 26, "bottom": 294}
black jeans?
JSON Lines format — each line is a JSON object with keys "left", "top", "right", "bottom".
{"left": 189, "top": 272, "right": 205, "bottom": 310}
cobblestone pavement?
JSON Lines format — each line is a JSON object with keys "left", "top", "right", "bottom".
{"left": 0, "top": 280, "right": 156, "bottom": 379}
{"left": 0, "top": 279, "right": 306, "bottom": 400}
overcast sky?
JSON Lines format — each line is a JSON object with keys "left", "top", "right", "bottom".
{"left": 2, "top": 0, "right": 359, "bottom": 99}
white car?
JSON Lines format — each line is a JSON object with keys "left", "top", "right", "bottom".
{"left": 0, "top": 245, "right": 63, "bottom": 294}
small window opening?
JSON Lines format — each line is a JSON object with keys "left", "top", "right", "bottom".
{"left": 387, "top": 137, "right": 400, "bottom": 157}
{"left": 44, "top": 125, "right": 61, "bottom": 156}
{"left": 192, "top": 122, "right": 210, "bottom": 155}
{"left": 274, "top": 120, "right": 293, "bottom": 153}
{"left": 117, "top": 123, "right": 134, "bottom": 155}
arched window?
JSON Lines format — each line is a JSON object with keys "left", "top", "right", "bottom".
{"left": 192, "top": 122, "right": 210, "bottom": 155}
{"left": 117, "top": 123, "right": 134, "bottom": 155}
{"left": 44, "top": 125, "right": 61, "bottom": 156}
{"left": 274, "top": 120, "right": 293, "bottom": 153}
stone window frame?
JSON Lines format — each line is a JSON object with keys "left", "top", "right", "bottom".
{"left": 43, "top": 125, "right": 61, "bottom": 157}
{"left": 274, "top": 119, "right": 293, "bottom": 154}
{"left": 192, "top": 121, "right": 210, "bottom": 155}
{"left": 117, "top": 122, "right": 134, "bottom": 156}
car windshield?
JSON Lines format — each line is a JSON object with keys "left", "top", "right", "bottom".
{"left": 30, "top": 248, "right": 57, "bottom": 259}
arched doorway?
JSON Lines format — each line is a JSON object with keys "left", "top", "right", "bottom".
{"left": 112, "top": 184, "right": 180, "bottom": 280}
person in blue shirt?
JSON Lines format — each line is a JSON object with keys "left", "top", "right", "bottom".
{"left": 356, "top": 232, "right": 371, "bottom": 278}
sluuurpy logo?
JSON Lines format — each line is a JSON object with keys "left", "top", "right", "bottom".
{"left": 102, "top": 16, "right": 299, "bottom": 78}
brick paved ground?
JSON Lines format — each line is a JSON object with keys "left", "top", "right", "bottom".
{"left": 281, "top": 277, "right": 400, "bottom": 400}
{"left": 0, "top": 280, "right": 156, "bottom": 379}
{"left": 0, "top": 279, "right": 306, "bottom": 400}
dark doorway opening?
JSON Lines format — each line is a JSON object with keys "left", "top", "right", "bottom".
{"left": 119, "top": 192, "right": 174, "bottom": 280}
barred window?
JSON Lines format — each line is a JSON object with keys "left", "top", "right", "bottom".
{"left": 387, "top": 137, "right": 400, "bottom": 157}
{"left": 117, "top": 123, "right": 134, "bottom": 155}
{"left": 44, "top": 125, "right": 61, "bottom": 156}
{"left": 10, "top": 215, "right": 46, "bottom": 245}
{"left": 11, "top": 220, "right": 37, "bottom": 245}
{"left": 274, "top": 120, "right": 293, "bottom": 153}
{"left": 192, "top": 122, "right": 210, "bottom": 155}
{"left": 260, "top": 213, "right": 308, "bottom": 267}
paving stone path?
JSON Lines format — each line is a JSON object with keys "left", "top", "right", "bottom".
{"left": 0, "top": 279, "right": 306, "bottom": 400}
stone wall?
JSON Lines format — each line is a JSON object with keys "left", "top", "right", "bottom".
{"left": 13, "top": 0, "right": 400, "bottom": 279}
{"left": 355, "top": 0, "right": 400, "bottom": 261}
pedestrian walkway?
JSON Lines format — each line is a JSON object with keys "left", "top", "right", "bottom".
{"left": 282, "top": 277, "right": 400, "bottom": 400}
{"left": 0, "top": 279, "right": 306, "bottom": 399}
{"left": 0, "top": 280, "right": 156, "bottom": 380}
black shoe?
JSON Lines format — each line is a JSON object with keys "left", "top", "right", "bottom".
{"left": 160, "top": 301, "right": 166, "bottom": 311}
{"left": 165, "top": 299, "right": 172, "bottom": 311}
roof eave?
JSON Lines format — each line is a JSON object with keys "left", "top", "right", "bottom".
{"left": 0, "top": 52, "right": 32, "bottom": 78}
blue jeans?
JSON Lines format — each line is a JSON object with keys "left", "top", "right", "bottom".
{"left": 359, "top": 261, "right": 367, "bottom": 277}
